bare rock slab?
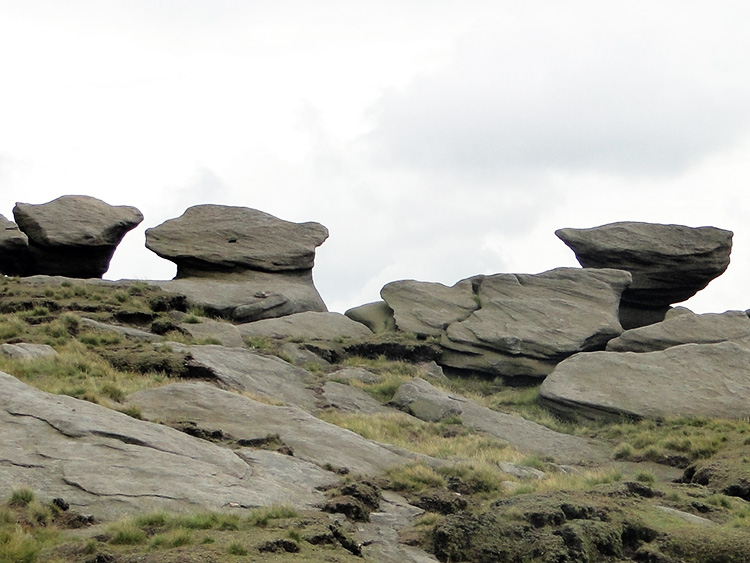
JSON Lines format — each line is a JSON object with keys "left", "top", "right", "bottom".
{"left": 0, "top": 214, "right": 29, "bottom": 275}
{"left": 606, "top": 310, "right": 750, "bottom": 352}
{"left": 345, "top": 301, "right": 396, "bottom": 333}
{"left": 238, "top": 311, "right": 373, "bottom": 342}
{"left": 540, "top": 341, "right": 750, "bottom": 421}
{"left": 440, "top": 268, "right": 630, "bottom": 378}
{"left": 0, "top": 372, "right": 332, "bottom": 519}
{"left": 0, "top": 342, "right": 57, "bottom": 360}
{"left": 127, "top": 382, "right": 417, "bottom": 475}
{"left": 181, "top": 344, "right": 319, "bottom": 410}
{"left": 145, "top": 204, "right": 329, "bottom": 275}
{"left": 380, "top": 279, "right": 478, "bottom": 337}
{"left": 556, "top": 222, "right": 732, "bottom": 309}
{"left": 13, "top": 195, "right": 143, "bottom": 278}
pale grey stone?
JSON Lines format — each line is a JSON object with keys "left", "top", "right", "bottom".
{"left": 238, "top": 311, "right": 372, "bottom": 342}
{"left": 345, "top": 301, "right": 396, "bottom": 333}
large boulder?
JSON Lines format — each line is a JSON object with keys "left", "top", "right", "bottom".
{"left": 539, "top": 341, "right": 750, "bottom": 421}
{"left": 238, "top": 311, "right": 373, "bottom": 343}
{"left": 556, "top": 222, "right": 733, "bottom": 327}
{"left": 0, "top": 214, "right": 29, "bottom": 275}
{"left": 145, "top": 204, "right": 329, "bottom": 276}
{"left": 606, "top": 310, "right": 750, "bottom": 353}
{"left": 380, "top": 279, "right": 479, "bottom": 338}
{"left": 13, "top": 195, "right": 143, "bottom": 278}
{"left": 439, "top": 268, "right": 631, "bottom": 378}
{"left": 0, "top": 372, "right": 335, "bottom": 519}
{"left": 345, "top": 301, "right": 396, "bottom": 333}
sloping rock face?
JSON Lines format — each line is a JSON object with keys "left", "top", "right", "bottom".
{"left": 539, "top": 341, "right": 750, "bottom": 421}
{"left": 439, "top": 268, "right": 631, "bottom": 378}
{"left": 180, "top": 344, "right": 319, "bottom": 410}
{"left": 345, "top": 301, "right": 396, "bottom": 333}
{"left": 238, "top": 311, "right": 373, "bottom": 342}
{"left": 389, "top": 378, "right": 607, "bottom": 465}
{"left": 0, "top": 372, "right": 335, "bottom": 519}
{"left": 0, "top": 214, "right": 29, "bottom": 275}
{"left": 556, "top": 222, "right": 733, "bottom": 327}
{"left": 145, "top": 205, "right": 329, "bottom": 321}
{"left": 606, "top": 310, "right": 750, "bottom": 352}
{"left": 127, "top": 382, "right": 418, "bottom": 475}
{"left": 380, "top": 279, "right": 478, "bottom": 337}
{"left": 145, "top": 204, "right": 328, "bottom": 275}
{"left": 12, "top": 195, "right": 143, "bottom": 278}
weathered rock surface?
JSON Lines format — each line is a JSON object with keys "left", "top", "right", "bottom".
{"left": 145, "top": 204, "right": 328, "bottom": 275}
{"left": 556, "top": 222, "right": 732, "bottom": 311}
{"left": 345, "top": 301, "right": 396, "bottom": 333}
{"left": 13, "top": 195, "right": 143, "bottom": 278}
{"left": 606, "top": 310, "right": 750, "bottom": 352}
{"left": 322, "top": 381, "right": 391, "bottom": 414}
{"left": 0, "top": 372, "right": 334, "bottom": 519}
{"left": 150, "top": 270, "right": 327, "bottom": 322}
{"left": 389, "top": 378, "right": 607, "bottom": 465}
{"left": 80, "top": 317, "right": 161, "bottom": 341}
{"left": 127, "top": 383, "right": 418, "bottom": 475}
{"left": 440, "top": 268, "right": 631, "bottom": 378}
{"left": 540, "top": 341, "right": 750, "bottom": 420}
{"left": 177, "top": 316, "right": 245, "bottom": 347}
{"left": 0, "top": 342, "right": 57, "bottom": 360}
{"left": 329, "top": 366, "right": 384, "bottom": 385}
{"left": 0, "top": 214, "right": 29, "bottom": 275}
{"left": 381, "top": 279, "right": 478, "bottom": 337}
{"left": 238, "top": 311, "right": 373, "bottom": 342}
{"left": 180, "top": 344, "right": 319, "bottom": 410}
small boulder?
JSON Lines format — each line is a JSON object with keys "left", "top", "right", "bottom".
{"left": 13, "top": 195, "right": 143, "bottom": 278}
{"left": 389, "top": 378, "right": 463, "bottom": 422}
{"left": 0, "top": 343, "right": 57, "bottom": 360}
{"left": 345, "top": 301, "right": 396, "bottom": 333}
{"left": 145, "top": 204, "right": 328, "bottom": 275}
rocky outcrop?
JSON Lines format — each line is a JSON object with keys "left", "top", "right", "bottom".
{"left": 0, "top": 342, "right": 57, "bottom": 360}
{"left": 539, "top": 341, "right": 750, "bottom": 421}
{"left": 606, "top": 310, "right": 750, "bottom": 352}
{"left": 439, "top": 268, "right": 631, "bottom": 378}
{"left": 0, "top": 372, "right": 336, "bottom": 519}
{"left": 238, "top": 311, "right": 373, "bottom": 343}
{"left": 127, "top": 382, "right": 419, "bottom": 475}
{"left": 12, "top": 195, "right": 143, "bottom": 278}
{"left": 0, "top": 214, "right": 29, "bottom": 275}
{"left": 556, "top": 222, "right": 733, "bottom": 327}
{"left": 145, "top": 204, "right": 328, "bottom": 275}
{"left": 145, "top": 205, "right": 329, "bottom": 321}
{"left": 380, "top": 279, "right": 478, "bottom": 337}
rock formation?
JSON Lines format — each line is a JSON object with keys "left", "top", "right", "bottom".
{"left": 12, "top": 195, "right": 143, "bottom": 278}
{"left": 556, "top": 222, "right": 733, "bottom": 328}
{"left": 0, "top": 214, "right": 29, "bottom": 275}
{"left": 439, "top": 268, "right": 631, "bottom": 378}
{"left": 145, "top": 205, "right": 329, "bottom": 322}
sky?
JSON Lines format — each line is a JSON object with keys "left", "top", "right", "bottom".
{"left": 1, "top": 0, "right": 749, "bottom": 314}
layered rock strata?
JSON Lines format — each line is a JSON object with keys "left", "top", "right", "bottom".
{"left": 145, "top": 205, "right": 329, "bottom": 321}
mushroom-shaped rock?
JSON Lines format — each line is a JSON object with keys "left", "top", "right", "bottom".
{"left": 440, "top": 268, "right": 631, "bottom": 378}
{"left": 556, "top": 222, "right": 732, "bottom": 317}
{"left": 13, "top": 195, "right": 143, "bottom": 278}
{"left": 145, "top": 204, "right": 329, "bottom": 276}
{"left": 0, "top": 214, "right": 29, "bottom": 275}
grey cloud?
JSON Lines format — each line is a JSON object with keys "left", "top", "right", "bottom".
{"left": 368, "top": 10, "right": 750, "bottom": 179}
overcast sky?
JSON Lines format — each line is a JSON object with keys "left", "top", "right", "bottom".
{"left": 2, "top": 1, "right": 749, "bottom": 314}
